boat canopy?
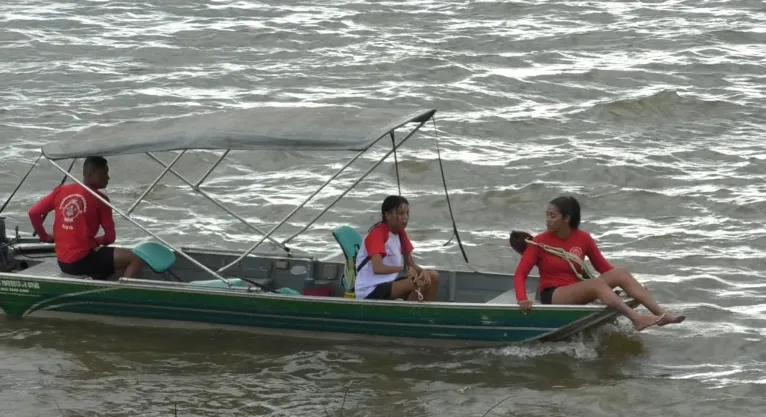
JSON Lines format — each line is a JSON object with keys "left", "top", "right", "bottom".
{"left": 41, "top": 107, "right": 437, "bottom": 160}
{"left": 1, "top": 104, "right": 473, "bottom": 286}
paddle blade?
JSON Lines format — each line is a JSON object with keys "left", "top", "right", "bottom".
{"left": 509, "top": 231, "right": 533, "bottom": 254}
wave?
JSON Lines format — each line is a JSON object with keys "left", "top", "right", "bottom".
{"left": 572, "top": 89, "right": 751, "bottom": 122}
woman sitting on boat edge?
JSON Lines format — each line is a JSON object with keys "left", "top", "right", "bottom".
{"left": 511, "top": 196, "right": 685, "bottom": 331}
{"left": 354, "top": 195, "right": 439, "bottom": 301}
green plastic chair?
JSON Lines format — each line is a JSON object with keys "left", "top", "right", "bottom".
{"left": 132, "top": 241, "right": 176, "bottom": 273}
{"left": 331, "top": 225, "right": 363, "bottom": 292}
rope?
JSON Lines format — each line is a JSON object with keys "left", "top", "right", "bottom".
{"left": 430, "top": 117, "right": 471, "bottom": 265}
{"left": 524, "top": 238, "right": 596, "bottom": 281}
{"left": 406, "top": 267, "right": 426, "bottom": 301}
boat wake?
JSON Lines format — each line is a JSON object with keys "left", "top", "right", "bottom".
{"left": 0, "top": 328, "right": 43, "bottom": 341}
{"left": 471, "top": 318, "right": 643, "bottom": 360}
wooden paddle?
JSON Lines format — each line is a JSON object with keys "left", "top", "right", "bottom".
{"left": 509, "top": 230, "right": 533, "bottom": 255}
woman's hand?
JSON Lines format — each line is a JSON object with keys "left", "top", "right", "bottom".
{"left": 407, "top": 268, "right": 428, "bottom": 289}
{"left": 518, "top": 300, "right": 533, "bottom": 313}
{"left": 419, "top": 269, "right": 432, "bottom": 289}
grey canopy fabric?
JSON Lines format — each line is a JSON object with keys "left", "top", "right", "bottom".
{"left": 42, "top": 107, "right": 437, "bottom": 160}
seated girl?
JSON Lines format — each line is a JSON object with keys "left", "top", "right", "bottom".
{"left": 512, "top": 196, "right": 685, "bottom": 331}
{"left": 354, "top": 195, "right": 439, "bottom": 301}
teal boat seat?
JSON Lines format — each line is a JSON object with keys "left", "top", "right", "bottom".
{"left": 132, "top": 241, "right": 176, "bottom": 273}
{"left": 331, "top": 225, "right": 363, "bottom": 292}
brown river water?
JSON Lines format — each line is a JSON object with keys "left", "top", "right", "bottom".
{"left": 1, "top": 0, "right": 766, "bottom": 415}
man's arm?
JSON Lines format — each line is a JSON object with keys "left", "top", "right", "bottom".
{"left": 28, "top": 191, "right": 57, "bottom": 242}
{"left": 95, "top": 199, "right": 116, "bottom": 246}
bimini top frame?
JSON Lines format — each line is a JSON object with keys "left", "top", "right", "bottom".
{"left": 2, "top": 106, "right": 468, "bottom": 287}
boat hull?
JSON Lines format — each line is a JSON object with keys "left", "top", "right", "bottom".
{"left": 0, "top": 274, "right": 631, "bottom": 346}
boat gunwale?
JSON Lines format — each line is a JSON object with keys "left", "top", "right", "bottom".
{"left": 0, "top": 271, "right": 608, "bottom": 312}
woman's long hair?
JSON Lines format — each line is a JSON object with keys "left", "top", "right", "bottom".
{"left": 368, "top": 195, "right": 409, "bottom": 232}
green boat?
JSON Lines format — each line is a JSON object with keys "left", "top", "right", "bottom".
{"left": 0, "top": 107, "right": 637, "bottom": 347}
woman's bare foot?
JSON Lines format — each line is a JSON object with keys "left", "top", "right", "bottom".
{"left": 632, "top": 313, "right": 662, "bottom": 331}
{"left": 656, "top": 312, "right": 686, "bottom": 326}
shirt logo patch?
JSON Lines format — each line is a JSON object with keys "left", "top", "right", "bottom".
{"left": 59, "top": 194, "right": 88, "bottom": 230}
{"left": 569, "top": 246, "right": 584, "bottom": 258}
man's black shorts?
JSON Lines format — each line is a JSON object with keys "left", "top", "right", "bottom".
{"left": 58, "top": 247, "right": 116, "bottom": 280}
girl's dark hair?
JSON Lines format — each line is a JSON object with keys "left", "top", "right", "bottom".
{"left": 550, "top": 196, "right": 581, "bottom": 228}
{"left": 369, "top": 195, "right": 409, "bottom": 231}
{"left": 381, "top": 195, "right": 409, "bottom": 222}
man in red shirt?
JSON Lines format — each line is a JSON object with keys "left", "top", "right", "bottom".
{"left": 28, "top": 156, "right": 144, "bottom": 280}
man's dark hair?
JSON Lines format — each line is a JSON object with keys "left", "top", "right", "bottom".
{"left": 83, "top": 156, "right": 108, "bottom": 173}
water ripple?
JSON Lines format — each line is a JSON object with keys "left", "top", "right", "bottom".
{"left": 1, "top": 0, "right": 766, "bottom": 415}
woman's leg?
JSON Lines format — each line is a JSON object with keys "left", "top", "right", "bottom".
{"left": 423, "top": 270, "right": 440, "bottom": 301}
{"left": 387, "top": 271, "right": 439, "bottom": 302}
{"left": 551, "top": 277, "right": 662, "bottom": 331}
{"left": 390, "top": 277, "right": 418, "bottom": 300}
{"left": 598, "top": 267, "right": 685, "bottom": 326}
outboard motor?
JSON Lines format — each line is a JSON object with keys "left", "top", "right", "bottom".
{"left": 0, "top": 216, "right": 6, "bottom": 245}
{"left": 0, "top": 217, "right": 14, "bottom": 272}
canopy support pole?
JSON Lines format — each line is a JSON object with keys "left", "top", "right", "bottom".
{"left": 390, "top": 131, "right": 401, "bottom": 195}
{"left": 280, "top": 119, "right": 428, "bottom": 246}
{"left": 194, "top": 150, "right": 229, "bottom": 189}
{"left": 0, "top": 153, "right": 43, "bottom": 215}
{"left": 217, "top": 121, "right": 426, "bottom": 275}
{"left": 127, "top": 151, "right": 185, "bottom": 215}
{"left": 145, "top": 152, "right": 290, "bottom": 254}
{"left": 214, "top": 149, "right": 368, "bottom": 274}
{"left": 46, "top": 157, "right": 232, "bottom": 287}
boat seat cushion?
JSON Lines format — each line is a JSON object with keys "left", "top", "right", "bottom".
{"left": 331, "top": 225, "right": 363, "bottom": 291}
{"left": 132, "top": 241, "right": 176, "bottom": 273}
